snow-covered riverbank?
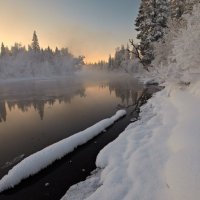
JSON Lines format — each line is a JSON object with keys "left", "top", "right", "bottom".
{"left": 62, "top": 81, "right": 200, "bottom": 200}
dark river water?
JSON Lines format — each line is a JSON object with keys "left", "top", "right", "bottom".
{"left": 0, "top": 73, "right": 143, "bottom": 200}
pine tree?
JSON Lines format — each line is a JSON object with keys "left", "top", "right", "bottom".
{"left": 31, "top": 31, "right": 40, "bottom": 52}
{"left": 108, "top": 55, "right": 112, "bottom": 69}
{"left": 135, "top": 0, "right": 170, "bottom": 65}
{"left": 55, "top": 47, "right": 60, "bottom": 56}
{"left": 1, "top": 43, "right": 6, "bottom": 56}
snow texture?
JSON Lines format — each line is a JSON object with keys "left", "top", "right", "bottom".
{"left": 62, "top": 82, "right": 200, "bottom": 200}
{"left": 0, "top": 110, "right": 126, "bottom": 192}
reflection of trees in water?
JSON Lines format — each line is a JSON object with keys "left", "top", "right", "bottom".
{"left": 0, "top": 76, "right": 143, "bottom": 123}
{"left": 108, "top": 78, "right": 143, "bottom": 106}
{"left": 0, "top": 101, "right": 6, "bottom": 122}
{"left": 0, "top": 80, "right": 86, "bottom": 122}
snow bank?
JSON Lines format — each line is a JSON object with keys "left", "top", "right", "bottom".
{"left": 0, "top": 110, "right": 126, "bottom": 192}
{"left": 62, "top": 82, "right": 200, "bottom": 200}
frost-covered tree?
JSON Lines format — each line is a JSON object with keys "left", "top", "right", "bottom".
{"left": 55, "top": 47, "right": 60, "bottom": 56}
{"left": 152, "top": 0, "right": 200, "bottom": 68}
{"left": 124, "top": 45, "right": 130, "bottom": 61}
{"left": 135, "top": 0, "right": 151, "bottom": 64}
{"left": 1, "top": 43, "right": 6, "bottom": 57}
{"left": 10, "top": 43, "right": 26, "bottom": 56}
{"left": 112, "top": 45, "right": 128, "bottom": 69}
{"left": 31, "top": 31, "right": 40, "bottom": 52}
{"left": 170, "top": 0, "right": 200, "bottom": 19}
{"left": 106, "top": 44, "right": 141, "bottom": 73}
{"left": 135, "top": 0, "right": 170, "bottom": 65}
{"left": 170, "top": 0, "right": 186, "bottom": 19}
{"left": 151, "top": 3, "right": 200, "bottom": 83}
{"left": 108, "top": 55, "right": 113, "bottom": 70}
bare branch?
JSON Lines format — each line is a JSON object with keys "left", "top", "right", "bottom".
{"left": 128, "top": 39, "right": 149, "bottom": 71}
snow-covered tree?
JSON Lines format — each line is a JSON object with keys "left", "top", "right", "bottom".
{"left": 1, "top": 43, "right": 6, "bottom": 57}
{"left": 0, "top": 33, "right": 84, "bottom": 79}
{"left": 135, "top": 0, "right": 170, "bottom": 65}
{"left": 124, "top": 45, "right": 130, "bottom": 61}
{"left": 55, "top": 47, "right": 60, "bottom": 56}
{"left": 151, "top": 3, "right": 200, "bottom": 84}
{"left": 10, "top": 43, "right": 26, "bottom": 56}
{"left": 108, "top": 55, "right": 113, "bottom": 70}
{"left": 31, "top": 31, "right": 40, "bottom": 53}
{"left": 170, "top": 0, "right": 200, "bottom": 19}
{"left": 170, "top": 0, "right": 186, "bottom": 19}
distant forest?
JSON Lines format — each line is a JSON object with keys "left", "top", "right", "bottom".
{"left": 0, "top": 31, "right": 84, "bottom": 79}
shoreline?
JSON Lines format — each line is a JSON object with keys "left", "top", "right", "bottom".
{"left": 0, "top": 85, "right": 159, "bottom": 200}
{"left": 0, "top": 109, "right": 133, "bottom": 200}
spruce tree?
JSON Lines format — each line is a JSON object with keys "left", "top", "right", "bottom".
{"left": 135, "top": 0, "right": 169, "bottom": 65}
{"left": 1, "top": 43, "right": 6, "bottom": 56}
{"left": 108, "top": 55, "right": 112, "bottom": 69}
{"left": 31, "top": 31, "right": 40, "bottom": 52}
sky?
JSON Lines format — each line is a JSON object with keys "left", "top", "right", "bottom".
{"left": 0, "top": 0, "right": 140, "bottom": 62}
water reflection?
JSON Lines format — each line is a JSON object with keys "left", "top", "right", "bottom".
{"left": 0, "top": 102, "right": 6, "bottom": 122}
{"left": 108, "top": 78, "right": 143, "bottom": 107}
{"left": 0, "top": 74, "right": 144, "bottom": 178}
{"left": 0, "top": 75, "right": 142, "bottom": 123}
{"left": 0, "top": 79, "right": 86, "bottom": 122}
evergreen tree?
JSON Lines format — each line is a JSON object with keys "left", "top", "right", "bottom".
{"left": 135, "top": 0, "right": 152, "bottom": 64}
{"left": 124, "top": 44, "right": 130, "bottom": 61}
{"left": 170, "top": 0, "right": 186, "bottom": 19}
{"left": 55, "top": 47, "right": 60, "bottom": 56}
{"left": 10, "top": 43, "right": 25, "bottom": 56}
{"left": 1, "top": 43, "right": 6, "bottom": 57}
{"left": 135, "top": 0, "right": 170, "bottom": 65}
{"left": 170, "top": 0, "right": 200, "bottom": 19}
{"left": 184, "top": 0, "right": 200, "bottom": 14}
{"left": 108, "top": 55, "right": 113, "bottom": 69}
{"left": 31, "top": 31, "right": 40, "bottom": 52}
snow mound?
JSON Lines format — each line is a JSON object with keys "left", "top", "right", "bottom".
{"left": 62, "top": 82, "right": 200, "bottom": 200}
{"left": 0, "top": 110, "right": 126, "bottom": 192}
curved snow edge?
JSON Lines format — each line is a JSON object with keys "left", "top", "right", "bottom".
{"left": 0, "top": 109, "right": 126, "bottom": 192}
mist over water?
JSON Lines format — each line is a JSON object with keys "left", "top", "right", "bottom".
{"left": 0, "top": 70, "right": 143, "bottom": 179}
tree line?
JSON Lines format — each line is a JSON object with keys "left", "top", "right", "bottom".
{"left": 103, "top": 0, "right": 200, "bottom": 75}
{"left": 135, "top": 0, "right": 200, "bottom": 67}
{"left": 0, "top": 31, "right": 84, "bottom": 79}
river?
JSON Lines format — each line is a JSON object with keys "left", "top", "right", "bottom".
{"left": 0, "top": 73, "right": 144, "bottom": 200}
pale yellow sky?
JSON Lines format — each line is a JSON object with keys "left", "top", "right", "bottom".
{"left": 0, "top": 0, "right": 139, "bottom": 62}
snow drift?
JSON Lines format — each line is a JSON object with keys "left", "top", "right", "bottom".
{"left": 62, "top": 82, "right": 200, "bottom": 200}
{"left": 0, "top": 109, "right": 126, "bottom": 192}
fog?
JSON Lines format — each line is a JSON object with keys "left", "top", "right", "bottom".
{"left": 0, "top": 69, "right": 143, "bottom": 122}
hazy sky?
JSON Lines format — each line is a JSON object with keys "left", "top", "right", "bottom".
{"left": 0, "top": 0, "right": 140, "bottom": 62}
